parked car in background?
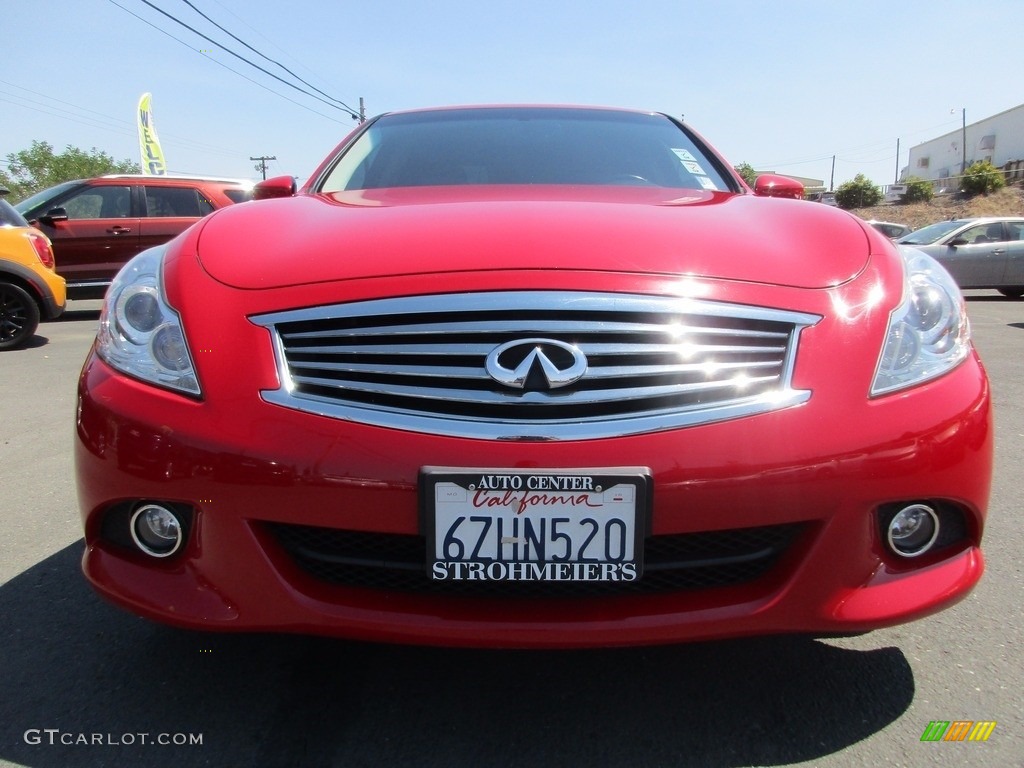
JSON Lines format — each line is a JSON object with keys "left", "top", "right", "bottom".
{"left": 867, "top": 220, "right": 913, "bottom": 239}
{"left": 0, "top": 186, "right": 65, "bottom": 350}
{"left": 897, "top": 217, "right": 1024, "bottom": 297}
{"left": 76, "top": 105, "right": 991, "bottom": 648}
{"left": 884, "top": 184, "right": 908, "bottom": 204}
{"left": 808, "top": 191, "right": 837, "bottom": 206}
{"left": 16, "top": 174, "right": 252, "bottom": 299}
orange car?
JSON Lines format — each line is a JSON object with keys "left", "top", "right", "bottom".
{"left": 0, "top": 186, "right": 65, "bottom": 350}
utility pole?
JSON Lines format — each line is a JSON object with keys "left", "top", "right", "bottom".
{"left": 359, "top": 97, "right": 366, "bottom": 123}
{"left": 960, "top": 108, "right": 967, "bottom": 176}
{"left": 250, "top": 155, "right": 276, "bottom": 180}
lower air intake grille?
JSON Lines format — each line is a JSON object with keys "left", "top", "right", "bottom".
{"left": 252, "top": 291, "right": 819, "bottom": 440}
{"left": 266, "top": 522, "right": 806, "bottom": 598}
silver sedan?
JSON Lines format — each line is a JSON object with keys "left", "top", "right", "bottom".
{"left": 897, "top": 217, "right": 1024, "bottom": 297}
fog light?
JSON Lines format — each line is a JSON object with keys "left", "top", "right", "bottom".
{"left": 886, "top": 504, "right": 940, "bottom": 557}
{"left": 130, "top": 504, "right": 184, "bottom": 558}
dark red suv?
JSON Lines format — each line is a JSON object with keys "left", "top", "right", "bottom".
{"left": 16, "top": 175, "right": 252, "bottom": 299}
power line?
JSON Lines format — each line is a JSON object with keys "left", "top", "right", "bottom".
{"left": 0, "top": 94, "right": 137, "bottom": 143}
{"left": 131, "top": 0, "right": 360, "bottom": 120}
{"left": 175, "top": 0, "right": 360, "bottom": 117}
{"left": 0, "top": 80, "right": 242, "bottom": 158}
{"left": 204, "top": 0, "right": 342, "bottom": 103}
{"left": 105, "top": 0, "right": 345, "bottom": 123}
{"left": 757, "top": 117, "right": 965, "bottom": 175}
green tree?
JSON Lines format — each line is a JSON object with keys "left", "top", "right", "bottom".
{"left": 900, "top": 176, "right": 934, "bottom": 204}
{"left": 834, "top": 174, "right": 882, "bottom": 209}
{"left": 0, "top": 141, "right": 140, "bottom": 202}
{"left": 734, "top": 162, "right": 757, "bottom": 187}
{"left": 960, "top": 160, "right": 1005, "bottom": 196}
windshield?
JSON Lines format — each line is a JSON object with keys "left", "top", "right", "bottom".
{"left": 897, "top": 219, "right": 968, "bottom": 245}
{"left": 13, "top": 180, "right": 83, "bottom": 216}
{"left": 319, "top": 107, "right": 735, "bottom": 193}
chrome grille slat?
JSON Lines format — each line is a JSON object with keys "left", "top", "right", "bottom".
{"left": 292, "top": 361, "right": 486, "bottom": 378}
{"left": 280, "top": 319, "right": 792, "bottom": 341}
{"left": 283, "top": 342, "right": 787, "bottom": 357}
{"left": 289, "top": 358, "right": 782, "bottom": 382}
{"left": 287, "top": 342, "right": 511, "bottom": 356}
{"left": 588, "top": 360, "right": 782, "bottom": 378}
{"left": 288, "top": 373, "right": 784, "bottom": 405}
{"left": 252, "top": 291, "right": 820, "bottom": 440}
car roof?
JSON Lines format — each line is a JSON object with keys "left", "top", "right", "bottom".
{"left": 99, "top": 174, "right": 253, "bottom": 186}
{"left": 945, "top": 217, "right": 1024, "bottom": 224}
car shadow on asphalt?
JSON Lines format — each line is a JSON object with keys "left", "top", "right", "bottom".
{"left": 15, "top": 334, "right": 51, "bottom": 350}
{"left": 54, "top": 307, "right": 102, "bottom": 323}
{"left": 0, "top": 544, "right": 914, "bottom": 768}
{"left": 963, "top": 293, "right": 1024, "bottom": 303}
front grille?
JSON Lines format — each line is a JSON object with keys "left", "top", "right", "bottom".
{"left": 266, "top": 522, "right": 806, "bottom": 598}
{"left": 252, "top": 292, "right": 819, "bottom": 440}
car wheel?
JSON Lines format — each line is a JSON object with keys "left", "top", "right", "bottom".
{"left": 0, "top": 282, "right": 41, "bottom": 350}
{"left": 997, "top": 287, "right": 1024, "bottom": 299}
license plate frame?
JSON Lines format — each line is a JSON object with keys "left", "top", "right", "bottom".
{"left": 421, "top": 467, "right": 651, "bottom": 583}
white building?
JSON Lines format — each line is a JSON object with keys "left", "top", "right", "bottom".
{"left": 904, "top": 103, "right": 1024, "bottom": 186}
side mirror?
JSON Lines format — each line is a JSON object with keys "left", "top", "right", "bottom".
{"left": 253, "top": 175, "right": 297, "bottom": 201}
{"left": 753, "top": 174, "right": 804, "bottom": 200}
{"left": 38, "top": 207, "right": 69, "bottom": 225}
{"left": 948, "top": 237, "right": 969, "bottom": 247}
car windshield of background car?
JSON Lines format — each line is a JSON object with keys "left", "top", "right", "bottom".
{"left": 897, "top": 219, "right": 968, "bottom": 245}
{"left": 320, "top": 108, "right": 734, "bottom": 193}
{"left": 13, "top": 180, "right": 82, "bottom": 217}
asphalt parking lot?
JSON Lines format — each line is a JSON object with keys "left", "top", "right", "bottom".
{"left": 0, "top": 293, "right": 1021, "bottom": 768}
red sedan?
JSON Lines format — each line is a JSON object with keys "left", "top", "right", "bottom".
{"left": 75, "top": 106, "right": 991, "bottom": 648}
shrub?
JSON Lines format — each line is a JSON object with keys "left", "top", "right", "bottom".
{"left": 900, "top": 176, "right": 934, "bottom": 204}
{"left": 835, "top": 174, "right": 882, "bottom": 209}
{"left": 960, "top": 161, "right": 1006, "bottom": 196}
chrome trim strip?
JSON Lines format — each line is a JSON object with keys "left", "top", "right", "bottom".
{"left": 259, "top": 387, "right": 813, "bottom": 441}
{"left": 68, "top": 280, "right": 112, "bottom": 289}
{"left": 252, "top": 291, "right": 820, "bottom": 326}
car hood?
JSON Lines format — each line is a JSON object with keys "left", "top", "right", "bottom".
{"left": 194, "top": 187, "right": 873, "bottom": 291}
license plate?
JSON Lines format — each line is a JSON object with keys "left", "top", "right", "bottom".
{"left": 422, "top": 467, "right": 650, "bottom": 583}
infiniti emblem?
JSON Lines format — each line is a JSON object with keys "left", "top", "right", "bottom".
{"left": 485, "top": 339, "right": 588, "bottom": 391}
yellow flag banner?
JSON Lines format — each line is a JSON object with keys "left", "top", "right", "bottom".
{"left": 137, "top": 93, "right": 167, "bottom": 175}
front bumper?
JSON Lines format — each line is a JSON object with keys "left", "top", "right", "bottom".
{"left": 76, "top": 337, "right": 991, "bottom": 648}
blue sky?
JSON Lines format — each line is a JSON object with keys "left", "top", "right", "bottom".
{"left": 3, "top": 0, "right": 1021, "bottom": 191}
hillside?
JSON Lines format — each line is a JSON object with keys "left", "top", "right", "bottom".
{"left": 849, "top": 185, "right": 1024, "bottom": 231}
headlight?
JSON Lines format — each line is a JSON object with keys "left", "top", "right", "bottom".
{"left": 96, "top": 246, "right": 200, "bottom": 396}
{"left": 871, "top": 248, "right": 970, "bottom": 396}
